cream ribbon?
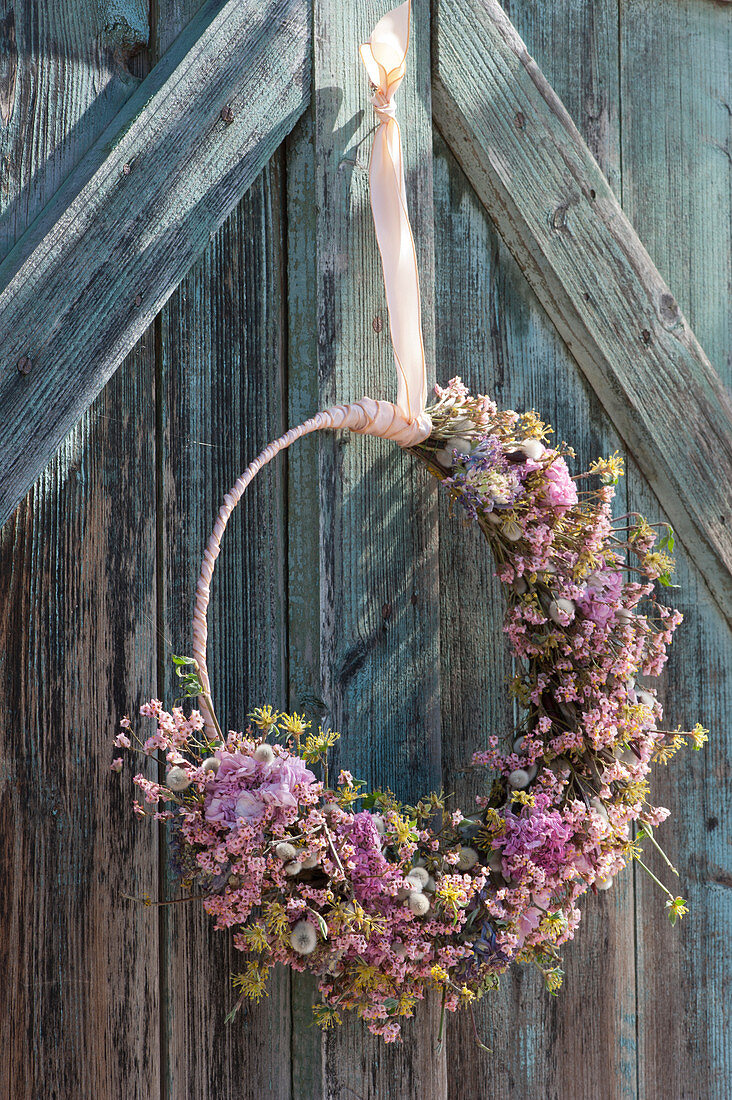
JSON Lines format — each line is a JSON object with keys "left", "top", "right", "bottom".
{"left": 192, "top": 2, "right": 431, "bottom": 729}
{"left": 356, "top": 0, "right": 431, "bottom": 445}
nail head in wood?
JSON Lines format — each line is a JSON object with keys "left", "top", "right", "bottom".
{"left": 220, "top": 105, "right": 235, "bottom": 125}
{"left": 17, "top": 355, "right": 31, "bottom": 374}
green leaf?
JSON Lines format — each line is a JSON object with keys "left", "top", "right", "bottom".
{"left": 658, "top": 525, "right": 675, "bottom": 553}
{"left": 310, "top": 910, "right": 329, "bottom": 940}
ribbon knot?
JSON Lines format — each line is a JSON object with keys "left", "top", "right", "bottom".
{"left": 371, "top": 92, "right": 397, "bottom": 125}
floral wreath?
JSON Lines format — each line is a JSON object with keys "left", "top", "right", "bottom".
{"left": 113, "top": 4, "right": 706, "bottom": 1046}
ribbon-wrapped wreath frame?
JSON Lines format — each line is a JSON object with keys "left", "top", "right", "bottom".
{"left": 114, "top": 2, "right": 707, "bottom": 1045}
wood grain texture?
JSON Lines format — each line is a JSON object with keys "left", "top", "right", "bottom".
{"left": 312, "top": 1, "right": 445, "bottom": 1094}
{"left": 432, "top": 0, "right": 732, "bottom": 624}
{"left": 433, "top": 133, "right": 637, "bottom": 1100}
{"left": 0, "top": 0, "right": 310, "bottom": 530}
{"left": 286, "top": 109, "right": 327, "bottom": 1098}
{"left": 151, "top": 1, "right": 294, "bottom": 1094}
{"left": 0, "top": 346, "right": 161, "bottom": 1100}
{"left": 0, "top": 0, "right": 146, "bottom": 259}
{"left": 158, "top": 165, "right": 292, "bottom": 1100}
{"left": 626, "top": 463, "right": 732, "bottom": 1100}
{"left": 620, "top": 4, "right": 732, "bottom": 1097}
{"left": 2, "top": 0, "right": 729, "bottom": 1095}
{"left": 0, "top": 4, "right": 159, "bottom": 1098}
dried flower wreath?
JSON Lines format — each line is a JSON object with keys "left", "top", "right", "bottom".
{"left": 114, "top": 3, "right": 706, "bottom": 1046}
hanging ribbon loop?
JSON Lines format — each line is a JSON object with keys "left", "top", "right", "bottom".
{"left": 359, "top": 0, "right": 430, "bottom": 439}
{"left": 193, "top": 3, "right": 432, "bottom": 732}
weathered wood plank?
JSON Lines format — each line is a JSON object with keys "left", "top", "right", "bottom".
{"left": 626, "top": 464, "right": 732, "bottom": 1100}
{"left": 620, "top": 4, "right": 732, "bottom": 1096}
{"left": 0, "top": 346, "right": 160, "bottom": 1100}
{"left": 0, "top": 5, "right": 159, "bottom": 1097}
{"left": 434, "top": 127, "right": 638, "bottom": 1099}
{"left": 312, "top": 0, "right": 445, "bottom": 1092}
{"left": 0, "top": 2, "right": 146, "bottom": 261}
{"left": 157, "top": 154, "right": 292, "bottom": 1100}
{"left": 432, "top": 0, "right": 732, "bottom": 624}
{"left": 285, "top": 109, "right": 326, "bottom": 1097}
{"left": 0, "top": 0, "right": 311, "bottom": 531}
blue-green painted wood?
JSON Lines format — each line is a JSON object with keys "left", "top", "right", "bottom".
{"left": 433, "top": 0, "right": 732, "bottom": 625}
{"left": 433, "top": 126, "right": 638, "bottom": 1100}
{"left": 153, "top": 4, "right": 293, "bottom": 1098}
{"left": 158, "top": 165, "right": 292, "bottom": 1100}
{"left": 620, "top": 4, "right": 732, "bottom": 1097}
{"left": 285, "top": 109, "right": 326, "bottom": 1098}
{"left": 311, "top": 1, "right": 445, "bottom": 1095}
{"left": 434, "top": 2, "right": 732, "bottom": 1098}
{"left": 0, "top": 4, "right": 159, "bottom": 1095}
{"left": 0, "top": 0, "right": 310, "bottom": 532}
{"left": 1, "top": 0, "right": 729, "bottom": 1095}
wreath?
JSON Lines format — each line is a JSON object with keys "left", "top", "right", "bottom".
{"left": 113, "top": 4, "right": 706, "bottom": 1047}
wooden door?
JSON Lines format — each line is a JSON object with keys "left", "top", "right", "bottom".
{"left": 1, "top": 1, "right": 729, "bottom": 1097}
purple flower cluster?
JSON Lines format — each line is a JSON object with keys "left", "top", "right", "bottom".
{"left": 337, "top": 811, "right": 402, "bottom": 906}
{"left": 205, "top": 748, "right": 317, "bottom": 828}
{"left": 444, "top": 433, "right": 524, "bottom": 519}
{"left": 496, "top": 802, "right": 575, "bottom": 879}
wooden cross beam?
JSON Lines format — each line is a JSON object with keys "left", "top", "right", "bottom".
{"left": 433, "top": 0, "right": 732, "bottom": 622}
{"left": 0, "top": 0, "right": 310, "bottom": 528}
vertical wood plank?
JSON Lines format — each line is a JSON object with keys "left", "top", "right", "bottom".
{"left": 158, "top": 170, "right": 292, "bottom": 1100}
{"left": 312, "top": 0, "right": 445, "bottom": 1094}
{"left": 621, "top": 4, "right": 732, "bottom": 1096}
{"left": 620, "top": 0, "right": 731, "bottom": 388}
{"left": 0, "top": 350, "right": 160, "bottom": 1100}
{"left": 434, "top": 133, "right": 638, "bottom": 1100}
{"left": 286, "top": 109, "right": 326, "bottom": 1098}
{"left": 625, "top": 466, "right": 732, "bottom": 1100}
{"left": 434, "top": 2, "right": 641, "bottom": 1094}
{"left": 154, "top": 5, "right": 291, "bottom": 1093}
{"left": 0, "top": 4, "right": 158, "bottom": 1097}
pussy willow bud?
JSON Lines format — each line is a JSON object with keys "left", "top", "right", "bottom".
{"left": 165, "top": 766, "right": 192, "bottom": 792}
{"left": 407, "top": 866, "right": 429, "bottom": 887}
{"left": 407, "top": 892, "right": 430, "bottom": 916}
{"left": 456, "top": 846, "right": 479, "bottom": 871}
{"left": 290, "top": 920, "right": 318, "bottom": 954}
{"left": 517, "top": 438, "right": 545, "bottom": 461}
{"left": 253, "top": 743, "right": 275, "bottom": 765}
{"left": 549, "top": 598, "right": 576, "bottom": 624}
{"left": 275, "top": 842, "right": 298, "bottom": 862}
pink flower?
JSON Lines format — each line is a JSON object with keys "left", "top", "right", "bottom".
{"left": 204, "top": 747, "right": 317, "bottom": 830}
{"left": 110, "top": 757, "right": 123, "bottom": 773}
{"left": 577, "top": 570, "right": 624, "bottom": 626}
{"left": 233, "top": 790, "right": 267, "bottom": 823}
{"left": 542, "top": 455, "right": 578, "bottom": 511}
